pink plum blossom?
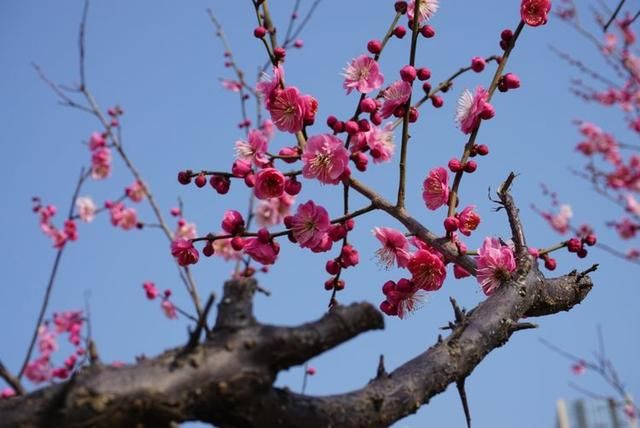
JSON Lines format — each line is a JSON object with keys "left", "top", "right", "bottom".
{"left": 476, "top": 237, "right": 516, "bottom": 296}
{"left": 255, "top": 194, "right": 295, "bottom": 228}
{"left": 24, "top": 355, "right": 52, "bottom": 384}
{"left": 422, "top": 167, "right": 449, "bottom": 210}
{"left": 372, "top": 227, "right": 410, "bottom": 268}
{"left": 267, "top": 86, "right": 307, "bottom": 133}
{"left": 143, "top": 281, "right": 159, "bottom": 300}
{"left": 257, "top": 65, "right": 284, "bottom": 101}
{"left": 175, "top": 219, "right": 197, "bottom": 240}
{"left": 235, "top": 129, "right": 269, "bottom": 167}
{"left": 91, "top": 147, "right": 112, "bottom": 180}
{"left": 37, "top": 325, "right": 58, "bottom": 356}
{"left": 254, "top": 168, "right": 286, "bottom": 200}
{"left": 109, "top": 202, "right": 138, "bottom": 230}
{"left": 286, "top": 200, "right": 330, "bottom": 249}
{"left": 213, "top": 236, "right": 243, "bottom": 261}
{"left": 455, "top": 87, "right": 494, "bottom": 134}
{"left": 161, "top": 300, "right": 178, "bottom": 319}
{"left": 220, "top": 78, "right": 242, "bottom": 92}
{"left": 171, "top": 238, "right": 199, "bottom": 266}
{"left": 125, "top": 180, "right": 146, "bottom": 203}
{"left": 380, "top": 80, "right": 412, "bottom": 119}
{"left": 302, "top": 134, "right": 350, "bottom": 185}
{"left": 89, "top": 132, "right": 105, "bottom": 150}
{"left": 221, "top": 210, "right": 245, "bottom": 234}
{"left": 458, "top": 205, "right": 481, "bottom": 236}
{"left": 407, "top": 248, "right": 446, "bottom": 291}
{"left": 548, "top": 204, "right": 573, "bottom": 234}
{"left": 342, "top": 55, "right": 384, "bottom": 94}
{"left": 366, "top": 124, "right": 395, "bottom": 163}
{"left": 520, "top": 0, "right": 551, "bottom": 27}
{"left": 243, "top": 237, "right": 279, "bottom": 265}
{"left": 380, "top": 279, "right": 425, "bottom": 319}
{"left": 0, "top": 388, "right": 15, "bottom": 399}
{"left": 407, "top": 0, "right": 439, "bottom": 23}
{"left": 75, "top": 197, "right": 96, "bottom": 223}
{"left": 571, "top": 360, "right": 586, "bottom": 375}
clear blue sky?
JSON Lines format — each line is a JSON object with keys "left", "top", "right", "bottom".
{"left": 1, "top": 1, "right": 638, "bottom": 427}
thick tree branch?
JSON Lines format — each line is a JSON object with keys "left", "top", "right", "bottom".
{"left": 0, "top": 264, "right": 592, "bottom": 427}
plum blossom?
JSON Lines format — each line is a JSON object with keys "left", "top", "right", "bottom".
{"left": 342, "top": 55, "right": 384, "bottom": 94}
{"left": 91, "top": 147, "right": 112, "bottom": 180}
{"left": 571, "top": 360, "right": 586, "bottom": 375}
{"left": 75, "top": 197, "right": 96, "bottom": 223}
{"left": 407, "top": 0, "right": 439, "bottom": 23}
{"left": 175, "top": 219, "right": 197, "bottom": 240}
{"left": 520, "top": 0, "right": 551, "bottom": 27}
{"left": 161, "top": 300, "right": 178, "bottom": 319}
{"left": 379, "top": 279, "right": 425, "bottom": 319}
{"left": 213, "top": 236, "right": 243, "bottom": 261}
{"left": 286, "top": 200, "right": 330, "bottom": 249}
{"left": 302, "top": 134, "right": 350, "bottom": 185}
{"left": 255, "top": 194, "right": 295, "bottom": 227}
{"left": 0, "top": 388, "right": 15, "bottom": 399}
{"left": 614, "top": 218, "right": 638, "bottom": 239}
{"left": 476, "top": 237, "right": 516, "bottom": 296}
{"left": 458, "top": 205, "right": 481, "bottom": 236}
{"left": 267, "top": 87, "right": 307, "bottom": 133}
{"left": 380, "top": 80, "right": 412, "bottom": 119}
{"left": 171, "top": 238, "right": 199, "bottom": 266}
{"left": 407, "top": 248, "right": 446, "bottom": 291}
{"left": 143, "top": 281, "right": 159, "bottom": 300}
{"left": 220, "top": 78, "right": 242, "bottom": 92}
{"left": 254, "top": 168, "right": 286, "bottom": 200}
{"left": 243, "top": 237, "right": 279, "bottom": 265}
{"left": 626, "top": 194, "right": 640, "bottom": 215}
{"left": 221, "top": 210, "right": 245, "bottom": 235}
{"left": 373, "top": 227, "right": 410, "bottom": 268}
{"left": 422, "top": 167, "right": 449, "bottom": 210}
{"left": 89, "top": 132, "right": 105, "bottom": 150}
{"left": 125, "top": 180, "right": 146, "bottom": 203}
{"left": 548, "top": 204, "right": 573, "bottom": 234}
{"left": 257, "top": 65, "right": 284, "bottom": 101}
{"left": 366, "top": 124, "right": 395, "bottom": 163}
{"left": 455, "top": 87, "right": 494, "bottom": 134}
{"left": 25, "top": 355, "right": 52, "bottom": 384}
{"left": 235, "top": 129, "right": 269, "bottom": 167}
{"left": 109, "top": 202, "right": 138, "bottom": 230}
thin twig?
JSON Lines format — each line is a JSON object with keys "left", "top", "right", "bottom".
{"left": 603, "top": 0, "right": 626, "bottom": 32}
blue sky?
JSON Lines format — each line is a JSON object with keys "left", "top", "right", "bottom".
{"left": 1, "top": 1, "right": 638, "bottom": 427}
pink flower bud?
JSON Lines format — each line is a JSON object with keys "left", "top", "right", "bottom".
{"left": 221, "top": 210, "right": 245, "bottom": 234}
{"left": 444, "top": 216, "right": 459, "bottom": 232}
{"left": 400, "top": 65, "right": 417, "bottom": 82}
{"left": 254, "top": 26, "right": 267, "bottom": 38}
{"left": 420, "top": 25, "right": 435, "bottom": 38}
{"left": 367, "top": 39, "right": 382, "bottom": 54}
{"left": 448, "top": 158, "right": 462, "bottom": 172}
{"left": 471, "top": 57, "right": 486, "bottom": 72}
{"left": 503, "top": 73, "right": 520, "bottom": 89}
{"left": 431, "top": 95, "right": 443, "bottom": 108}
{"left": 463, "top": 160, "right": 477, "bottom": 173}
{"left": 394, "top": 25, "right": 407, "bottom": 38}
{"left": 360, "top": 98, "right": 377, "bottom": 113}
{"left": 417, "top": 67, "right": 431, "bottom": 81}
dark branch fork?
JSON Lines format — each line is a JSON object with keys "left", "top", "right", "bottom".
{"left": 0, "top": 175, "right": 595, "bottom": 428}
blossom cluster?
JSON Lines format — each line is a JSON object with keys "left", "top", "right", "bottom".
{"left": 24, "top": 311, "right": 85, "bottom": 384}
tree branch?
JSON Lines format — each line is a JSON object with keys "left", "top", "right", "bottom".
{"left": 0, "top": 263, "right": 592, "bottom": 427}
